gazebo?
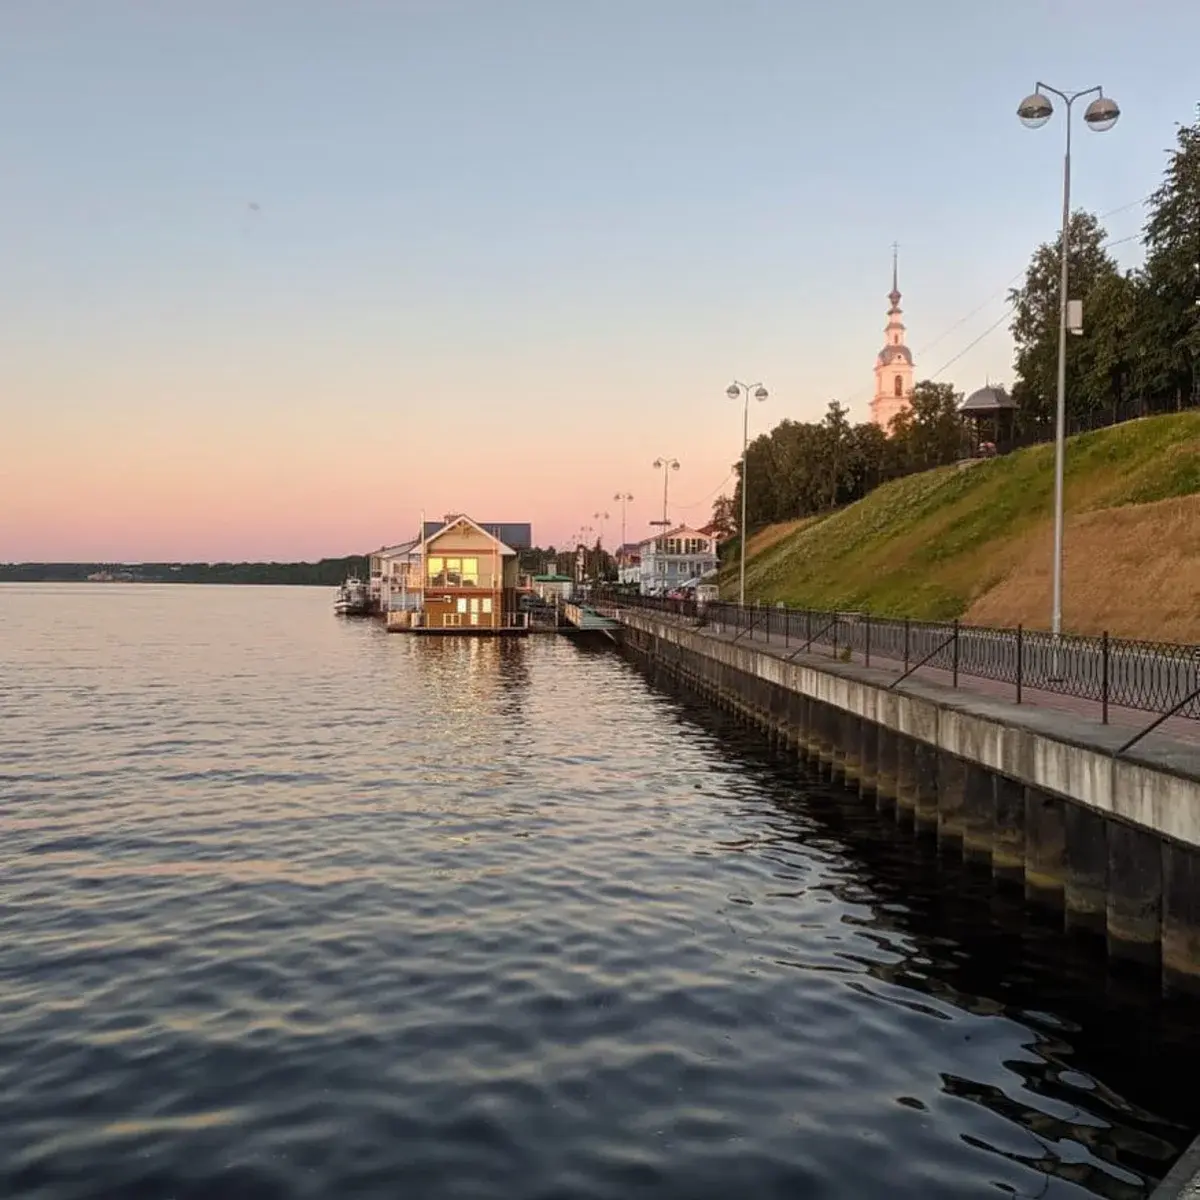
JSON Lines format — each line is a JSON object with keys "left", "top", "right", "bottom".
{"left": 959, "top": 384, "right": 1018, "bottom": 457}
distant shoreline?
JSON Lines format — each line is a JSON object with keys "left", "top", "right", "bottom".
{"left": 0, "top": 558, "right": 368, "bottom": 588}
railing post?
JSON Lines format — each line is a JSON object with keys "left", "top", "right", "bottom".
{"left": 1101, "top": 631, "right": 1110, "bottom": 725}
{"left": 903, "top": 618, "right": 910, "bottom": 673}
{"left": 952, "top": 619, "right": 960, "bottom": 688}
{"left": 1015, "top": 624, "right": 1023, "bottom": 705}
{"left": 864, "top": 614, "right": 871, "bottom": 668}
{"left": 806, "top": 610, "right": 813, "bottom": 651}
{"left": 784, "top": 609, "right": 790, "bottom": 649}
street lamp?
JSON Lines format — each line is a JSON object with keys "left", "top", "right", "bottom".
{"left": 652, "top": 458, "right": 680, "bottom": 595}
{"left": 726, "top": 381, "right": 769, "bottom": 606}
{"left": 651, "top": 458, "right": 680, "bottom": 527}
{"left": 592, "top": 510, "right": 610, "bottom": 548}
{"left": 613, "top": 492, "right": 634, "bottom": 567}
{"left": 1017, "top": 82, "right": 1120, "bottom": 642}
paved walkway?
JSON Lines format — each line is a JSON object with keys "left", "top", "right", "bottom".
{"left": 617, "top": 609, "right": 1200, "bottom": 751}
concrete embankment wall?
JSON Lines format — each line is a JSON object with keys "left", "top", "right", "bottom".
{"left": 618, "top": 610, "right": 1200, "bottom": 992}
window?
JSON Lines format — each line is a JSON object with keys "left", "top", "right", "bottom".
{"left": 894, "top": 375, "right": 903, "bottom": 397}
{"left": 456, "top": 598, "right": 468, "bottom": 614}
{"left": 426, "top": 556, "right": 480, "bottom": 586}
{"left": 482, "top": 597, "right": 493, "bottom": 614}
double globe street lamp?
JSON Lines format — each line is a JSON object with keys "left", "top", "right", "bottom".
{"left": 726, "top": 381, "right": 769, "bottom": 606}
{"left": 1016, "top": 83, "right": 1119, "bottom": 643}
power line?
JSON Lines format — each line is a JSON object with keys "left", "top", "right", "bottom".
{"left": 675, "top": 472, "right": 734, "bottom": 510}
{"left": 928, "top": 305, "right": 1014, "bottom": 379}
{"left": 1099, "top": 194, "right": 1151, "bottom": 219}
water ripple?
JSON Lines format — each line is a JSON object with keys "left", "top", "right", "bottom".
{"left": 1, "top": 582, "right": 1199, "bottom": 1198}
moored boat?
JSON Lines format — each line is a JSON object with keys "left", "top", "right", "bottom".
{"left": 334, "top": 576, "right": 370, "bottom": 616}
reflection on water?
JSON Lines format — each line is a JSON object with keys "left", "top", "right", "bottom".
{"left": 1, "top": 583, "right": 1197, "bottom": 1200}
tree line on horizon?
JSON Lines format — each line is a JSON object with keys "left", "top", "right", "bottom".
{"left": 723, "top": 103, "right": 1200, "bottom": 534}
{"left": 0, "top": 558, "right": 369, "bottom": 586}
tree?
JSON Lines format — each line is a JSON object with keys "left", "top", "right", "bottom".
{"left": 1135, "top": 105, "right": 1200, "bottom": 403}
{"left": 814, "top": 400, "right": 856, "bottom": 509}
{"left": 891, "top": 380, "right": 964, "bottom": 468}
{"left": 709, "top": 494, "right": 737, "bottom": 541}
{"left": 1009, "top": 210, "right": 1122, "bottom": 427}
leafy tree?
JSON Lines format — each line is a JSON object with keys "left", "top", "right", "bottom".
{"left": 1135, "top": 105, "right": 1200, "bottom": 403}
{"left": 890, "top": 380, "right": 964, "bottom": 469}
{"left": 709, "top": 494, "right": 738, "bottom": 540}
{"left": 1009, "top": 210, "right": 1121, "bottom": 427}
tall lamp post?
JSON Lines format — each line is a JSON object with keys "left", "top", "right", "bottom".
{"left": 1017, "top": 83, "right": 1120, "bottom": 640}
{"left": 726, "top": 381, "right": 769, "bottom": 606}
{"left": 613, "top": 491, "right": 634, "bottom": 573}
{"left": 652, "top": 457, "right": 680, "bottom": 594}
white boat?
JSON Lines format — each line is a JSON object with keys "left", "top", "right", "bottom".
{"left": 334, "top": 576, "right": 370, "bottom": 616}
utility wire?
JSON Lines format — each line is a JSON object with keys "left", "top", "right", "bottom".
{"left": 675, "top": 472, "right": 735, "bottom": 510}
{"left": 927, "top": 306, "right": 1014, "bottom": 379}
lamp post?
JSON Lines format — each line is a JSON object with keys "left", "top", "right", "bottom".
{"left": 726, "top": 381, "right": 769, "bottom": 606}
{"left": 613, "top": 492, "right": 633, "bottom": 572}
{"left": 1017, "top": 83, "right": 1120, "bottom": 642}
{"left": 652, "top": 457, "right": 680, "bottom": 594}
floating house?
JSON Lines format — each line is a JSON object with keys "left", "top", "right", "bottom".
{"left": 383, "top": 515, "right": 534, "bottom": 634}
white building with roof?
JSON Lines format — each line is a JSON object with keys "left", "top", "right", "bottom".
{"left": 636, "top": 525, "right": 719, "bottom": 595}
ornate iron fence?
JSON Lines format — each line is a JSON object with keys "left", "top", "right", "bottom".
{"left": 602, "top": 592, "right": 1200, "bottom": 729}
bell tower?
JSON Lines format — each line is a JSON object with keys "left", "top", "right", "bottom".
{"left": 870, "top": 244, "right": 915, "bottom": 432}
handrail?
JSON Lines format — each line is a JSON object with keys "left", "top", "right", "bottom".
{"left": 594, "top": 590, "right": 1199, "bottom": 726}
{"left": 888, "top": 629, "right": 957, "bottom": 689}
{"left": 1115, "top": 682, "right": 1200, "bottom": 758}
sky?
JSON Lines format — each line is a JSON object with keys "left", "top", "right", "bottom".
{"left": 2, "top": 0, "right": 1198, "bottom": 561}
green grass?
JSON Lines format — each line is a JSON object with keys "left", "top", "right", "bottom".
{"left": 731, "top": 411, "right": 1200, "bottom": 620}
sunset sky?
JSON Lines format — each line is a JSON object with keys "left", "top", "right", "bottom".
{"left": 3, "top": 0, "right": 1197, "bottom": 561}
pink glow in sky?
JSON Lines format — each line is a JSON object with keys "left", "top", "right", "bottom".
{"left": 3, "top": 2, "right": 1183, "bottom": 562}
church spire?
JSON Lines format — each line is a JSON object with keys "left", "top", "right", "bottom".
{"left": 888, "top": 241, "right": 901, "bottom": 312}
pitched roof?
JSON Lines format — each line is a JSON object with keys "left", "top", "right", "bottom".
{"left": 370, "top": 538, "right": 421, "bottom": 558}
{"left": 636, "top": 524, "right": 714, "bottom": 547}
{"left": 422, "top": 519, "right": 532, "bottom": 550}
{"left": 422, "top": 514, "right": 522, "bottom": 556}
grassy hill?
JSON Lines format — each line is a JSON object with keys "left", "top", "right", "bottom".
{"left": 724, "top": 411, "right": 1200, "bottom": 642}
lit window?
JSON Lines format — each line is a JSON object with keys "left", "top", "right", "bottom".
{"left": 482, "top": 597, "right": 493, "bottom": 614}
{"left": 461, "top": 557, "right": 479, "bottom": 585}
{"left": 456, "top": 598, "right": 468, "bottom": 613}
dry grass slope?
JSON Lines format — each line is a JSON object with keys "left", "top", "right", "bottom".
{"left": 733, "top": 412, "right": 1200, "bottom": 641}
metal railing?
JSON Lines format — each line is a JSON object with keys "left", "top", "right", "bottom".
{"left": 601, "top": 592, "right": 1200, "bottom": 727}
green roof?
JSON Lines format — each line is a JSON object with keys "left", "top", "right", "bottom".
{"left": 533, "top": 574, "right": 573, "bottom": 582}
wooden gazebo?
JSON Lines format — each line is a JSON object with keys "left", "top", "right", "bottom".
{"left": 959, "top": 384, "right": 1018, "bottom": 457}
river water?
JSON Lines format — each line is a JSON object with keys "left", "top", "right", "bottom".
{"left": 2, "top": 583, "right": 1198, "bottom": 1199}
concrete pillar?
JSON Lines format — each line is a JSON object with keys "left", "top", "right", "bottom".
{"left": 992, "top": 775, "right": 1026, "bottom": 888}
{"left": 1105, "top": 821, "right": 1161, "bottom": 970}
{"left": 913, "top": 742, "right": 939, "bottom": 837}
{"left": 827, "top": 708, "right": 847, "bottom": 784}
{"left": 842, "top": 713, "right": 861, "bottom": 787}
{"left": 895, "top": 735, "right": 918, "bottom": 829}
{"left": 1024, "top": 787, "right": 1066, "bottom": 912}
{"left": 876, "top": 727, "right": 898, "bottom": 815}
{"left": 961, "top": 764, "right": 995, "bottom": 867}
{"left": 1162, "top": 841, "right": 1200, "bottom": 995}
{"left": 1064, "top": 802, "right": 1108, "bottom": 939}
{"left": 858, "top": 719, "right": 878, "bottom": 800}
{"left": 784, "top": 689, "right": 803, "bottom": 754}
{"left": 937, "top": 752, "right": 967, "bottom": 853}
{"left": 815, "top": 703, "right": 834, "bottom": 775}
